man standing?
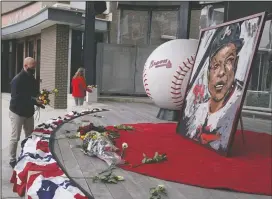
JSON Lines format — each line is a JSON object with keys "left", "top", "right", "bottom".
{"left": 9, "top": 57, "right": 43, "bottom": 168}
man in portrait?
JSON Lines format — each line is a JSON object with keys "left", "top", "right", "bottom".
{"left": 183, "top": 23, "right": 245, "bottom": 152}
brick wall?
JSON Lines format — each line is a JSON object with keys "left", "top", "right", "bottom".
{"left": 55, "top": 25, "right": 69, "bottom": 109}
{"left": 40, "top": 24, "right": 69, "bottom": 109}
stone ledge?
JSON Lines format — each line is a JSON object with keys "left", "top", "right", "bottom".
{"left": 98, "top": 96, "right": 154, "bottom": 104}
{"left": 98, "top": 96, "right": 272, "bottom": 122}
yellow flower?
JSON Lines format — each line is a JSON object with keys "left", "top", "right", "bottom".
{"left": 53, "top": 88, "right": 58, "bottom": 93}
{"left": 116, "top": 176, "right": 124, "bottom": 181}
{"left": 80, "top": 135, "right": 85, "bottom": 140}
{"left": 92, "top": 135, "right": 97, "bottom": 140}
{"left": 122, "top": 143, "right": 128, "bottom": 149}
{"left": 43, "top": 100, "right": 47, "bottom": 105}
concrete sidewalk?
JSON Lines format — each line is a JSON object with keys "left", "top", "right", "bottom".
{"left": 1, "top": 93, "right": 107, "bottom": 199}
{"left": 1, "top": 93, "right": 271, "bottom": 198}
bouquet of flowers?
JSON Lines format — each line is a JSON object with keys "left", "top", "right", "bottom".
{"left": 38, "top": 88, "right": 58, "bottom": 105}
{"left": 88, "top": 85, "right": 97, "bottom": 89}
{"left": 87, "top": 85, "right": 97, "bottom": 93}
{"left": 81, "top": 131, "right": 124, "bottom": 166}
{"left": 77, "top": 123, "right": 120, "bottom": 143}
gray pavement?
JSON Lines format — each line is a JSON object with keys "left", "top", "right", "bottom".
{"left": 1, "top": 93, "right": 106, "bottom": 198}
{"left": 1, "top": 93, "right": 271, "bottom": 199}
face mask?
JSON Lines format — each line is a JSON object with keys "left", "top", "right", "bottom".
{"left": 27, "top": 68, "right": 35, "bottom": 75}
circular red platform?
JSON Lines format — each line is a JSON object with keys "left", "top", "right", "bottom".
{"left": 108, "top": 123, "right": 272, "bottom": 196}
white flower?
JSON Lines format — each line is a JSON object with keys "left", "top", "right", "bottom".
{"left": 122, "top": 143, "right": 128, "bottom": 149}
{"left": 157, "top": 185, "right": 165, "bottom": 191}
{"left": 116, "top": 176, "right": 124, "bottom": 181}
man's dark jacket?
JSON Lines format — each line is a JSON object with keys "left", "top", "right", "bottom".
{"left": 10, "top": 69, "right": 39, "bottom": 118}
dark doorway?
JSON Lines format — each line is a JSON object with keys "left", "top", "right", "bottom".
{"left": 70, "top": 31, "right": 105, "bottom": 93}
{"left": 70, "top": 30, "right": 83, "bottom": 93}
{"left": 16, "top": 43, "right": 24, "bottom": 74}
{"left": 8, "top": 41, "right": 17, "bottom": 92}
{"left": 36, "top": 39, "right": 41, "bottom": 90}
{"left": 1, "top": 41, "right": 9, "bottom": 92}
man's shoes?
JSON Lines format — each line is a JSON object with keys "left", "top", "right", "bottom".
{"left": 9, "top": 160, "right": 16, "bottom": 168}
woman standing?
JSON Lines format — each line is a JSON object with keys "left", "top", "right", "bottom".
{"left": 71, "top": 68, "right": 90, "bottom": 106}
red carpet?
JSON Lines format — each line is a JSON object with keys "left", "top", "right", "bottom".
{"left": 110, "top": 123, "right": 272, "bottom": 195}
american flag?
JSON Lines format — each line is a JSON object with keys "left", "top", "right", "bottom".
{"left": 10, "top": 108, "right": 107, "bottom": 198}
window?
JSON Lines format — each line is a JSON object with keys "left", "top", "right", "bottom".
{"left": 150, "top": 10, "right": 178, "bottom": 45}
{"left": 119, "top": 7, "right": 179, "bottom": 45}
{"left": 190, "top": 5, "right": 224, "bottom": 39}
{"left": 189, "top": 10, "right": 201, "bottom": 39}
{"left": 28, "top": 41, "right": 34, "bottom": 58}
{"left": 248, "top": 20, "right": 272, "bottom": 92}
{"left": 246, "top": 19, "right": 272, "bottom": 108}
{"left": 120, "top": 10, "right": 149, "bottom": 45}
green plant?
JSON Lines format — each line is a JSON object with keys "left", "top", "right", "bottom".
{"left": 149, "top": 185, "right": 167, "bottom": 199}
{"left": 92, "top": 171, "right": 124, "bottom": 184}
{"left": 142, "top": 152, "right": 167, "bottom": 164}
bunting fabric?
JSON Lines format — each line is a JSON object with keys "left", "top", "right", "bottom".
{"left": 10, "top": 108, "right": 108, "bottom": 198}
{"left": 27, "top": 170, "right": 87, "bottom": 199}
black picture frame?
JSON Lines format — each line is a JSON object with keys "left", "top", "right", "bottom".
{"left": 176, "top": 12, "right": 267, "bottom": 157}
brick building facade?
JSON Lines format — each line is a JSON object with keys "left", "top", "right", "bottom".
{"left": 2, "top": 1, "right": 271, "bottom": 112}
{"left": 40, "top": 25, "right": 69, "bottom": 109}
{"left": 1, "top": 1, "right": 108, "bottom": 109}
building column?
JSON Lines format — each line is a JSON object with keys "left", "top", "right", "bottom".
{"left": 83, "top": 1, "right": 96, "bottom": 85}
{"left": 40, "top": 24, "right": 69, "bottom": 109}
{"left": 177, "top": 2, "right": 191, "bottom": 39}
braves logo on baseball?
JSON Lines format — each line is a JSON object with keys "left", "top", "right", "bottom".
{"left": 149, "top": 59, "right": 172, "bottom": 69}
{"left": 143, "top": 39, "right": 198, "bottom": 110}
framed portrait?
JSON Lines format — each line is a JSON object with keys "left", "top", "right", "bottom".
{"left": 176, "top": 12, "right": 267, "bottom": 156}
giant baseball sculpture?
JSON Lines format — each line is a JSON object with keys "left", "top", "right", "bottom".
{"left": 143, "top": 39, "right": 199, "bottom": 110}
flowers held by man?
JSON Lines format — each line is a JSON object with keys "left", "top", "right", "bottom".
{"left": 38, "top": 88, "right": 58, "bottom": 105}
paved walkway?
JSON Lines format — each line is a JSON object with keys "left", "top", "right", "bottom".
{"left": 1, "top": 93, "right": 271, "bottom": 198}
{"left": 53, "top": 102, "right": 271, "bottom": 199}
{"left": 1, "top": 93, "right": 106, "bottom": 198}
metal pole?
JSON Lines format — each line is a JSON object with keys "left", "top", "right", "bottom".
{"left": 83, "top": 1, "right": 96, "bottom": 86}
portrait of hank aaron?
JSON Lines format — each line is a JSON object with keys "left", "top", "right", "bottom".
{"left": 179, "top": 23, "right": 247, "bottom": 152}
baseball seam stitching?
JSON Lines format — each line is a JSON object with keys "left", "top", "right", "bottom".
{"left": 143, "top": 68, "right": 153, "bottom": 99}
{"left": 170, "top": 55, "right": 195, "bottom": 109}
